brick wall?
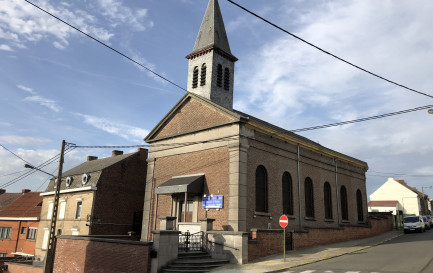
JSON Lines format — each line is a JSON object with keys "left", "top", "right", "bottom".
{"left": 154, "top": 98, "right": 233, "bottom": 139}
{"left": 53, "top": 236, "right": 152, "bottom": 273}
{"left": 1, "top": 262, "right": 43, "bottom": 273}
{"left": 248, "top": 213, "right": 393, "bottom": 261}
{"left": 150, "top": 147, "right": 229, "bottom": 234}
{"left": 92, "top": 150, "right": 147, "bottom": 235}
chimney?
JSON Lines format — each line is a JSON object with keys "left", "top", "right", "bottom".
{"left": 137, "top": 148, "right": 148, "bottom": 161}
{"left": 0, "top": 189, "right": 5, "bottom": 195}
{"left": 22, "top": 189, "right": 31, "bottom": 194}
{"left": 112, "top": 150, "right": 123, "bottom": 156}
{"left": 87, "top": 156, "right": 98, "bottom": 161}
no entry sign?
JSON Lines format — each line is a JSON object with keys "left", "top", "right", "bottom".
{"left": 279, "top": 215, "right": 289, "bottom": 228}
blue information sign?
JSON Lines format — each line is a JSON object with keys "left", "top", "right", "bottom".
{"left": 202, "top": 195, "right": 224, "bottom": 209}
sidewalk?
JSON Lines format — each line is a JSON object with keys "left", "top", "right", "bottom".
{"left": 211, "top": 230, "right": 402, "bottom": 273}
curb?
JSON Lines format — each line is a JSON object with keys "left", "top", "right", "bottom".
{"left": 265, "top": 233, "right": 403, "bottom": 273}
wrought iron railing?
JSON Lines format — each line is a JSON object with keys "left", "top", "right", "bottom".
{"left": 179, "top": 231, "right": 203, "bottom": 252}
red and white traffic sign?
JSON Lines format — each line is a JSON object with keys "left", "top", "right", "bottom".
{"left": 279, "top": 215, "right": 288, "bottom": 228}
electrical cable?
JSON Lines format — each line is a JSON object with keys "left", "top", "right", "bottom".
{"left": 290, "top": 104, "right": 433, "bottom": 132}
{"left": 0, "top": 170, "right": 27, "bottom": 178}
{"left": 23, "top": 0, "right": 187, "bottom": 93}
{"left": 0, "top": 143, "right": 34, "bottom": 166}
{"left": 226, "top": 0, "right": 433, "bottom": 100}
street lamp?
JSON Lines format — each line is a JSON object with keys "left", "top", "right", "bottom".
{"left": 24, "top": 164, "right": 56, "bottom": 178}
{"left": 25, "top": 141, "right": 65, "bottom": 273}
{"left": 428, "top": 109, "right": 433, "bottom": 114}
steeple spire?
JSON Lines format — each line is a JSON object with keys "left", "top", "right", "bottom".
{"left": 186, "top": 0, "right": 237, "bottom": 109}
{"left": 192, "top": 0, "right": 232, "bottom": 56}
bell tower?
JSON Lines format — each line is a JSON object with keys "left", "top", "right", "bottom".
{"left": 186, "top": 0, "right": 237, "bottom": 109}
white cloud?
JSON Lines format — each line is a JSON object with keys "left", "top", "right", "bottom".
{"left": 75, "top": 113, "right": 149, "bottom": 141}
{"left": 0, "top": 0, "right": 114, "bottom": 50}
{"left": 96, "top": 0, "right": 151, "bottom": 31}
{"left": 0, "top": 44, "right": 13, "bottom": 51}
{"left": 18, "top": 84, "right": 61, "bottom": 112}
{"left": 0, "top": 135, "right": 51, "bottom": 145}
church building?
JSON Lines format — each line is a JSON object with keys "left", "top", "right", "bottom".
{"left": 141, "top": 0, "right": 368, "bottom": 241}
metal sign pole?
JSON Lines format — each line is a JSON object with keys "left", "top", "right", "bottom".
{"left": 283, "top": 227, "right": 286, "bottom": 262}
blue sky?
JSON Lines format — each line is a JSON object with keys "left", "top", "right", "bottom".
{"left": 1, "top": 0, "right": 432, "bottom": 198}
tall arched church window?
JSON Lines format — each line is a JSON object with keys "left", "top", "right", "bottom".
{"left": 282, "top": 172, "right": 293, "bottom": 215}
{"left": 255, "top": 165, "right": 268, "bottom": 213}
{"left": 217, "top": 64, "right": 223, "bottom": 87}
{"left": 200, "top": 63, "right": 207, "bottom": 86}
{"left": 340, "top": 186, "right": 349, "bottom": 221}
{"left": 324, "top": 182, "right": 333, "bottom": 219}
{"left": 192, "top": 66, "right": 199, "bottom": 88}
{"left": 356, "top": 189, "right": 364, "bottom": 222}
{"left": 305, "top": 177, "right": 315, "bottom": 218}
{"left": 224, "top": 68, "right": 230, "bottom": 90}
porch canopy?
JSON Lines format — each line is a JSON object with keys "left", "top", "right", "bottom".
{"left": 155, "top": 174, "right": 204, "bottom": 195}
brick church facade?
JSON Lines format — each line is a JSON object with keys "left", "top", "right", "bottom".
{"left": 141, "top": 0, "right": 368, "bottom": 241}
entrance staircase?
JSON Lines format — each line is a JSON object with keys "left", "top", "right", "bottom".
{"left": 162, "top": 251, "right": 229, "bottom": 273}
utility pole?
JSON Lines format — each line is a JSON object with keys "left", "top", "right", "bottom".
{"left": 44, "top": 140, "right": 66, "bottom": 273}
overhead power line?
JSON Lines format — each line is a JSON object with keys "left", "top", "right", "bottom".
{"left": 226, "top": 0, "right": 433, "bottom": 100}
{"left": 23, "top": 0, "right": 187, "bottom": 93}
{"left": 0, "top": 143, "right": 34, "bottom": 166}
{"left": 290, "top": 105, "right": 433, "bottom": 132}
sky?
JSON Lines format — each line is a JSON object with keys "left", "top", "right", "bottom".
{"left": 0, "top": 0, "right": 432, "bottom": 198}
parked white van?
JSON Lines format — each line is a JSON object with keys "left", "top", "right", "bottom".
{"left": 403, "top": 216, "right": 425, "bottom": 233}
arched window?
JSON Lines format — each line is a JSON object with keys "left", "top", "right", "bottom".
{"left": 200, "top": 63, "right": 206, "bottom": 86}
{"left": 282, "top": 172, "right": 293, "bottom": 215}
{"left": 304, "top": 177, "right": 314, "bottom": 218}
{"left": 340, "top": 186, "right": 348, "bottom": 221}
{"left": 324, "top": 182, "right": 333, "bottom": 219}
{"left": 217, "top": 64, "right": 223, "bottom": 87}
{"left": 224, "top": 68, "right": 230, "bottom": 90}
{"left": 357, "top": 189, "right": 364, "bottom": 222}
{"left": 255, "top": 165, "right": 268, "bottom": 213}
{"left": 192, "top": 66, "right": 199, "bottom": 88}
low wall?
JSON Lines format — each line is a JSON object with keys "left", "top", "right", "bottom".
{"left": 53, "top": 236, "right": 153, "bottom": 273}
{"left": 1, "top": 263, "right": 43, "bottom": 273}
{"left": 248, "top": 213, "right": 393, "bottom": 261}
{"left": 204, "top": 231, "right": 249, "bottom": 264}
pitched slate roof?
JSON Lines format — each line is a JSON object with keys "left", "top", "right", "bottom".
{"left": 0, "top": 193, "right": 22, "bottom": 211}
{"left": 0, "top": 192, "right": 42, "bottom": 218}
{"left": 368, "top": 200, "right": 399, "bottom": 207}
{"left": 45, "top": 151, "right": 141, "bottom": 192}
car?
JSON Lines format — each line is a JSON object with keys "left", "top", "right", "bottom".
{"left": 423, "top": 216, "right": 431, "bottom": 230}
{"left": 403, "top": 216, "right": 425, "bottom": 233}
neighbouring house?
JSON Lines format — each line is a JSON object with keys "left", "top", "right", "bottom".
{"left": 0, "top": 190, "right": 42, "bottom": 258}
{"left": 141, "top": 0, "right": 369, "bottom": 245}
{"left": 369, "top": 177, "right": 430, "bottom": 216}
{"left": 34, "top": 148, "right": 148, "bottom": 262}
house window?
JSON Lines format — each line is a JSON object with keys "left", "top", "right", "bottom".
{"left": 324, "top": 182, "right": 333, "bottom": 219}
{"left": 200, "top": 63, "right": 206, "bottom": 86}
{"left": 304, "top": 177, "right": 315, "bottom": 218}
{"left": 27, "top": 228, "right": 37, "bottom": 240}
{"left": 255, "top": 165, "right": 268, "bottom": 213}
{"left": 282, "top": 172, "right": 293, "bottom": 215}
{"left": 217, "top": 64, "right": 223, "bottom": 87}
{"left": 341, "top": 186, "right": 349, "bottom": 221}
{"left": 42, "top": 228, "right": 49, "bottom": 250}
{"left": 75, "top": 201, "right": 83, "bottom": 219}
{"left": 0, "top": 227, "right": 11, "bottom": 239}
{"left": 192, "top": 66, "right": 199, "bottom": 88}
{"left": 71, "top": 229, "right": 79, "bottom": 236}
{"left": 224, "top": 68, "right": 230, "bottom": 90}
{"left": 21, "top": 227, "right": 27, "bottom": 235}
{"left": 47, "top": 201, "right": 54, "bottom": 220}
{"left": 357, "top": 189, "right": 364, "bottom": 222}
{"left": 0, "top": 253, "right": 7, "bottom": 257}
{"left": 59, "top": 200, "right": 66, "bottom": 220}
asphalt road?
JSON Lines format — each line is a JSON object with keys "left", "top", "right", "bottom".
{"left": 283, "top": 229, "right": 433, "bottom": 273}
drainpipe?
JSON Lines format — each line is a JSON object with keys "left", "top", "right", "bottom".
{"left": 335, "top": 158, "right": 340, "bottom": 226}
{"left": 297, "top": 144, "right": 302, "bottom": 231}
